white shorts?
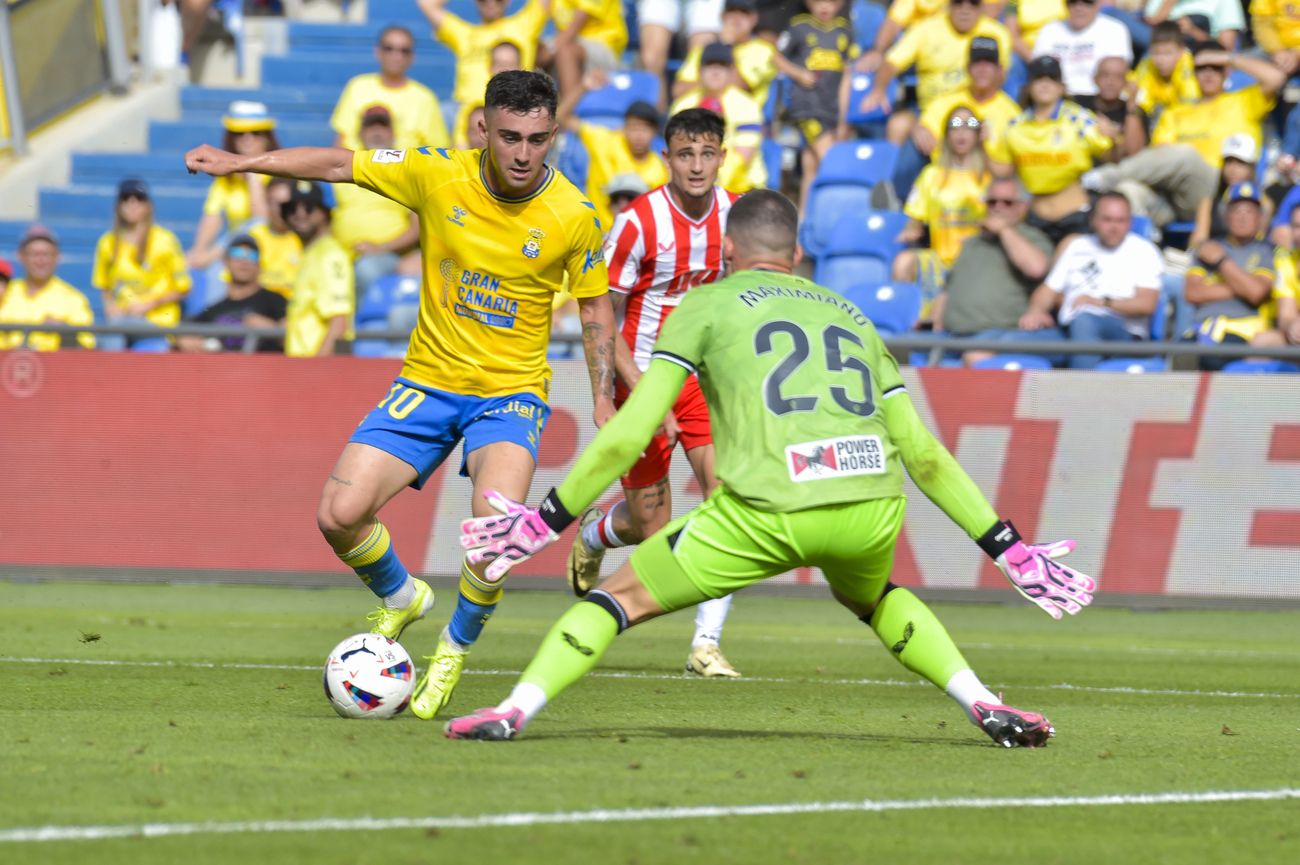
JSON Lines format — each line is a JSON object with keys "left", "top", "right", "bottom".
{"left": 637, "top": 0, "right": 723, "bottom": 36}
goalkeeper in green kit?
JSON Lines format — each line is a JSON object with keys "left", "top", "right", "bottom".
{"left": 448, "top": 190, "right": 1096, "bottom": 748}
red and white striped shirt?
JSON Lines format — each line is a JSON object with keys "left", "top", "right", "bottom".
{"left": 603, "top": 185, "right": 738, "bottom": 370}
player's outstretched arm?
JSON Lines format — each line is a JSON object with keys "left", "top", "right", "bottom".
{"left": 881, "top": 390, "right": 1096, "bottom": 619}
{"left": 185, "top": 145, "right": 356, "bottom": 184}
{"left": 460, "top": 360, "right": 687, "bottom": 580}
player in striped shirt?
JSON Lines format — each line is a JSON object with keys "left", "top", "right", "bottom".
{"left": 568, "top": 108, "right": 744, "bottom": 677}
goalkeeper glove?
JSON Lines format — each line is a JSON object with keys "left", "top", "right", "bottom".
{"left": 459, "top": 488, "right": 574, "bottom": 582}
{"left": 978, "top": 520, "right": 1096, "bottom": 620}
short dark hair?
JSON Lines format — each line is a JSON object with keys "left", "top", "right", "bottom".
{"left": 485, "top": 70, "right": 558, "bottom": 119}
{"left": 725, "top": 189, "right": 799, "bottom": 257}
{"left": 664, "top": 108, "right": 726, "bottom": 148}
{"left": 1150, "top": 21, "right": 1183, "bottom": 46}
{"left": 377, "top": 25, "right": 414, "bottom": 46}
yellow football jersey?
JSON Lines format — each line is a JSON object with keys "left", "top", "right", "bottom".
{"left": 552, "top": 0, "right": 628, "bottom": 55}
{"left": 1130, "top": 52, "right": 1200, "bottom": 117}
{"left": 885, "top": 15, "right": 1012, "bottom": 108}
{"left": 1274, "top": 246, "right": 1300, "bottom": 303}
{"left": 436, "top": 1, "right": 548, "bottom": 109}
{"left": 904, "top": 164, "right": 989, "bottom": 267}
{"left": 987, "top": 101, "right": 1112, "bottom": 196}
{"left": 351, "top": 147, "right": 609, "bottom": 400}
{"left": 675, "top": 38, "right": 778, "bottom": 110}
{"left": 330, "top": 75, "right": 449, "bottom": 151}
{"left": 247, "top": 223, "right": 302, "bottom": 298}
{"left": 1152, "top": 87, "right": 1274, "bottom": 169}
{"left": 91, "top": 225, "right": 191, "bottom": 327}
{"left": 331, "top": 182, "right": 415, "bottom": 252}
{"left": 577, "top": 123, "right": 669, "bottom": 230}
{"left": 285, "top": 233, "right": 355, "bottom": 357}
{"left": 1251, "top": 0, "right": 1300, "bottom": 51}
{"left": 0, "top": 277, "right": 95, "bottom": 352}
{"left": 887, "top": 0, "right": 947, "bottom": 28}
{"left": 1016, "top": 0, "right": 1067, "bottom": 49}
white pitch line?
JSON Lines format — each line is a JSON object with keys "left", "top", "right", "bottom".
{"left": 2, "top": 788, "right": 1297, "bottom": 844}
{"left": 2, "top": 656, "right": 1297, "bottom": 700}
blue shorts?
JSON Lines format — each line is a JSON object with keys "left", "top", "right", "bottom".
{"left": 350, "top": 377, "right": 550, "bottom": 490}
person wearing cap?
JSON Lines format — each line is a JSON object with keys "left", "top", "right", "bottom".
{"left": 1019, "top": 192, "right": 1163, "bottom": 369}
{"left": 0, "top": 226, "right": 95, "bottom": 353}
{"left": 278, "top": 182, "right": 354, "bottom": 358}
{"left": 986, "top": 55, "right": 1114, "bottom": 249}
{"left": 558, "top": 69, "right": 668, "bottom": 227}
{"left": 92, "top": 178, "right": 191, "bottom": 343}
{"left": 332, "top": 106, "right": 422, "bottom": 296}
{"left": 330, "top": 25, "right": 450, "bottom": 153}
{"left": 1085, "top": 42, "right": 1283, "bottom": 227}
{"left": 419, "top": 0, "right": 549, "bottom": 147}
{"left": 186, "top": 70, "right": 620, "bottom": 720}
{"left": 637, "top": 0, "right": 723, "bottom": 101}
{"left": 187, "top": 100, "right": 280, "bottom": 271}
{"left": 670, "top": 42, "right": 767, "bottom": 192}
{"left": 605, "top": 172, "right": 649, "bottom": 216}
{"left": 781, "top": 0, "right": 859, "bottom": 207}
{"left": 249, "top": 178, "right": 303, "bottom": 300}
{"left": 179, "top": 235, "right": 288, "bottom": 354}
{"left": 548, "top": 0, "right": 628, "bottom": 98}
{"left": 1031, "top": 0, "right": 1132, "bottom": 98}
{"left": 672, "top": 0, "right": 776, "bottom": 109}
{"left": 857, "top": 0, "right": 1012, "bottom": 142}
{"left": 1186, "top": 181, "right": 1278, "bottom": 367}
{"left": 1191, "top": 133, "right": 1267, "bottom": 248}
{"left": 896, "top": 36, "right": 1021, "bottom": 200}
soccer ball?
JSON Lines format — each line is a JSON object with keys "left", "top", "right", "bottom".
{"left": 322, "top": 633, "right": 415, "bottom": 719}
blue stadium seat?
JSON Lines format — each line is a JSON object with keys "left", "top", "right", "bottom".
{"left": 1094, "top": 357, "right": 1167, "bottom": 373}
{"left": 840, "top": 281, "right": 922, "bottom": 335}
{"left": 150, "top": 119, "right": 335, "bottom": 152}
{"left": 1221, "top": 359, "right": 1300, "bottom": 374}
{"left": 575, "top": 71, "right": 659, "bottom": 128}
{"left": 817, "top": 255, "right": 890, "bottom": 293}
{"left": 823, "top": 209, "right": 909, "bottom": 260}
{"left": 971, "top": 354, "right": 1053, "bottom": 370}
{"left": 261, "top": 55, "right": 455, "bottom": 90}
{"left": 556, "top": 131, "right": 589, "bottom": 192}
{"left": 762, "top": 139, "right": 782, "bottom": 190}
{"left": 1225, "top": 68, "right": 1257, "bottom": 92}
{"left": 357, "top": 273, "right": 420, "bottom": 325}
{"left": 1129, "top": 214, "right": 1156, "bottom": 242}
{"left": 851, "top": 0, "right": 887, "bottom": 52}
{"left": 844, "top": 72, "right": 899, "bottom": 126}
{"left": 763, "top": 75, "right": 790, "bottom": 126}
{"left": 130, "top": 337, "right": 172, "bottom": 353}
{"left": 801, "top": 141, "right": 899, "bottom": 257}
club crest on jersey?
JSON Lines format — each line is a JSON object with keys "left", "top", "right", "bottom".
{"left": 785, "top": 435, "right": 886, "bottom": 482}
{"left": 523, "top": 228, "right": 545, "bottom": 259}
{"left": 447, "top": 206, "right": 468, "bottom": 227}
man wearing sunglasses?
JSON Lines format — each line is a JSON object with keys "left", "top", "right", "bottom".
{"left": 331, "top": 25, "right": 450, "bottom": 152}
{"left": 179, "top": 235, "right": 287, "bottom": 354}
{"left": 1032, "top": 0, "right": 1132, "bottom": 99}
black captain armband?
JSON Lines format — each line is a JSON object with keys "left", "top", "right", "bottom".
{"left": 538, "top": 488, "right": 577, "bottom": 534}
{"left": 976, "top": 520, "right": 1023, "bottom": 561}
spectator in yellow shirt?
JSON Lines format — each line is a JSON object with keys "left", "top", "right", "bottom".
{"left": 986, "top": 55, "right": 1114, "bottom": 248}
{"left": 420, "top": 0, "right": 549, "bottom": 145}
{"left": 188, "top": 101, "right": 279, "bottom": 270}
{"left": 559, "top": 70, "right": 669, "bottom": 229}
{"left": 332, "top": 106, "right": 422, "bottom": 296}
{"left": 857, "top": 0, "right": 946, "bottom": 72}
{"left": 282, "top": 183, "right": 354, "bottom": 358}
{"left": 894, "top": 106, "right": 992, "bottom": 313}
{"left": 249, "top": 178, "right": 303, "bottom": 299}
{"left": 1252, "top": 0, "right": 1300, "bottom": 76}
{"left": 1129, "top": 21, "right": 1200, "bottom": 119}
{"left": 550, "top": 0, "right": 628, "bottom": 97}
{"left": 1008, "top": 0, "right": 1068, "bottom": 61}
{"left": 858, "top": 0, "right": 1013, "bottom": 144}
{"left": 672, "top": 0, "right": 776, "bottom": 109}
{"left": 1259, "top": 201, "right": 1300, "bottom": 347}
{"left": 670, "top": 43, "right": 767, "bottom": 192}
{"left": 0, "top": 225, "right": 95, "bottom": 352}
{"left": 330, "top": 25, "right": 450, "bottom": 152}
{"left": 93, "top": 178, "right": 191, "bottom": 345}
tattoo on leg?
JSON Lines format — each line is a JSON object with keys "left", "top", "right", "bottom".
{"left": 329, "top": 474, "right": 353, "bottom": 486}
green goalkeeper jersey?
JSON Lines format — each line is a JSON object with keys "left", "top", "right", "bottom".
{"left": 651, "top": 269, "right": 905, "bottom": 513}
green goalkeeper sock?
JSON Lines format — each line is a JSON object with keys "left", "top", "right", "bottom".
{"left": 516, "top": 598, "right": 621, "bottom": 712}
{"left": 868, "top": 585, "right": 971, "bottom": 691}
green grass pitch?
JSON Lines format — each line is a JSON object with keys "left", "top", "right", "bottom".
{"left": 2, "top": 580, "right": 1297, "bottom": 865}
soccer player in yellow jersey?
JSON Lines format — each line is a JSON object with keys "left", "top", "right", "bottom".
{"left": 185, "top": 71, "right": 617, "bottom": 721}
{"left": 330, "top": 25, "right": 450, "bottom": 152}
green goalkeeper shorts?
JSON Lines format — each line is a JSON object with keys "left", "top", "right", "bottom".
{"left": 629, "top": 487, "right": 907, "bottom": 613}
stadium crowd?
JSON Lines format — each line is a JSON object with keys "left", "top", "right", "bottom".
{"left": 4, "top": 0, "right": 1300, "bottom": 370}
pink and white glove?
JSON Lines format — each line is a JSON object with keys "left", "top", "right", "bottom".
{"left": 459, "top": 488, "right": 571, "bottom": 582}
{"left": 979, "top": 521, "right": 1096, "bottom": 620}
